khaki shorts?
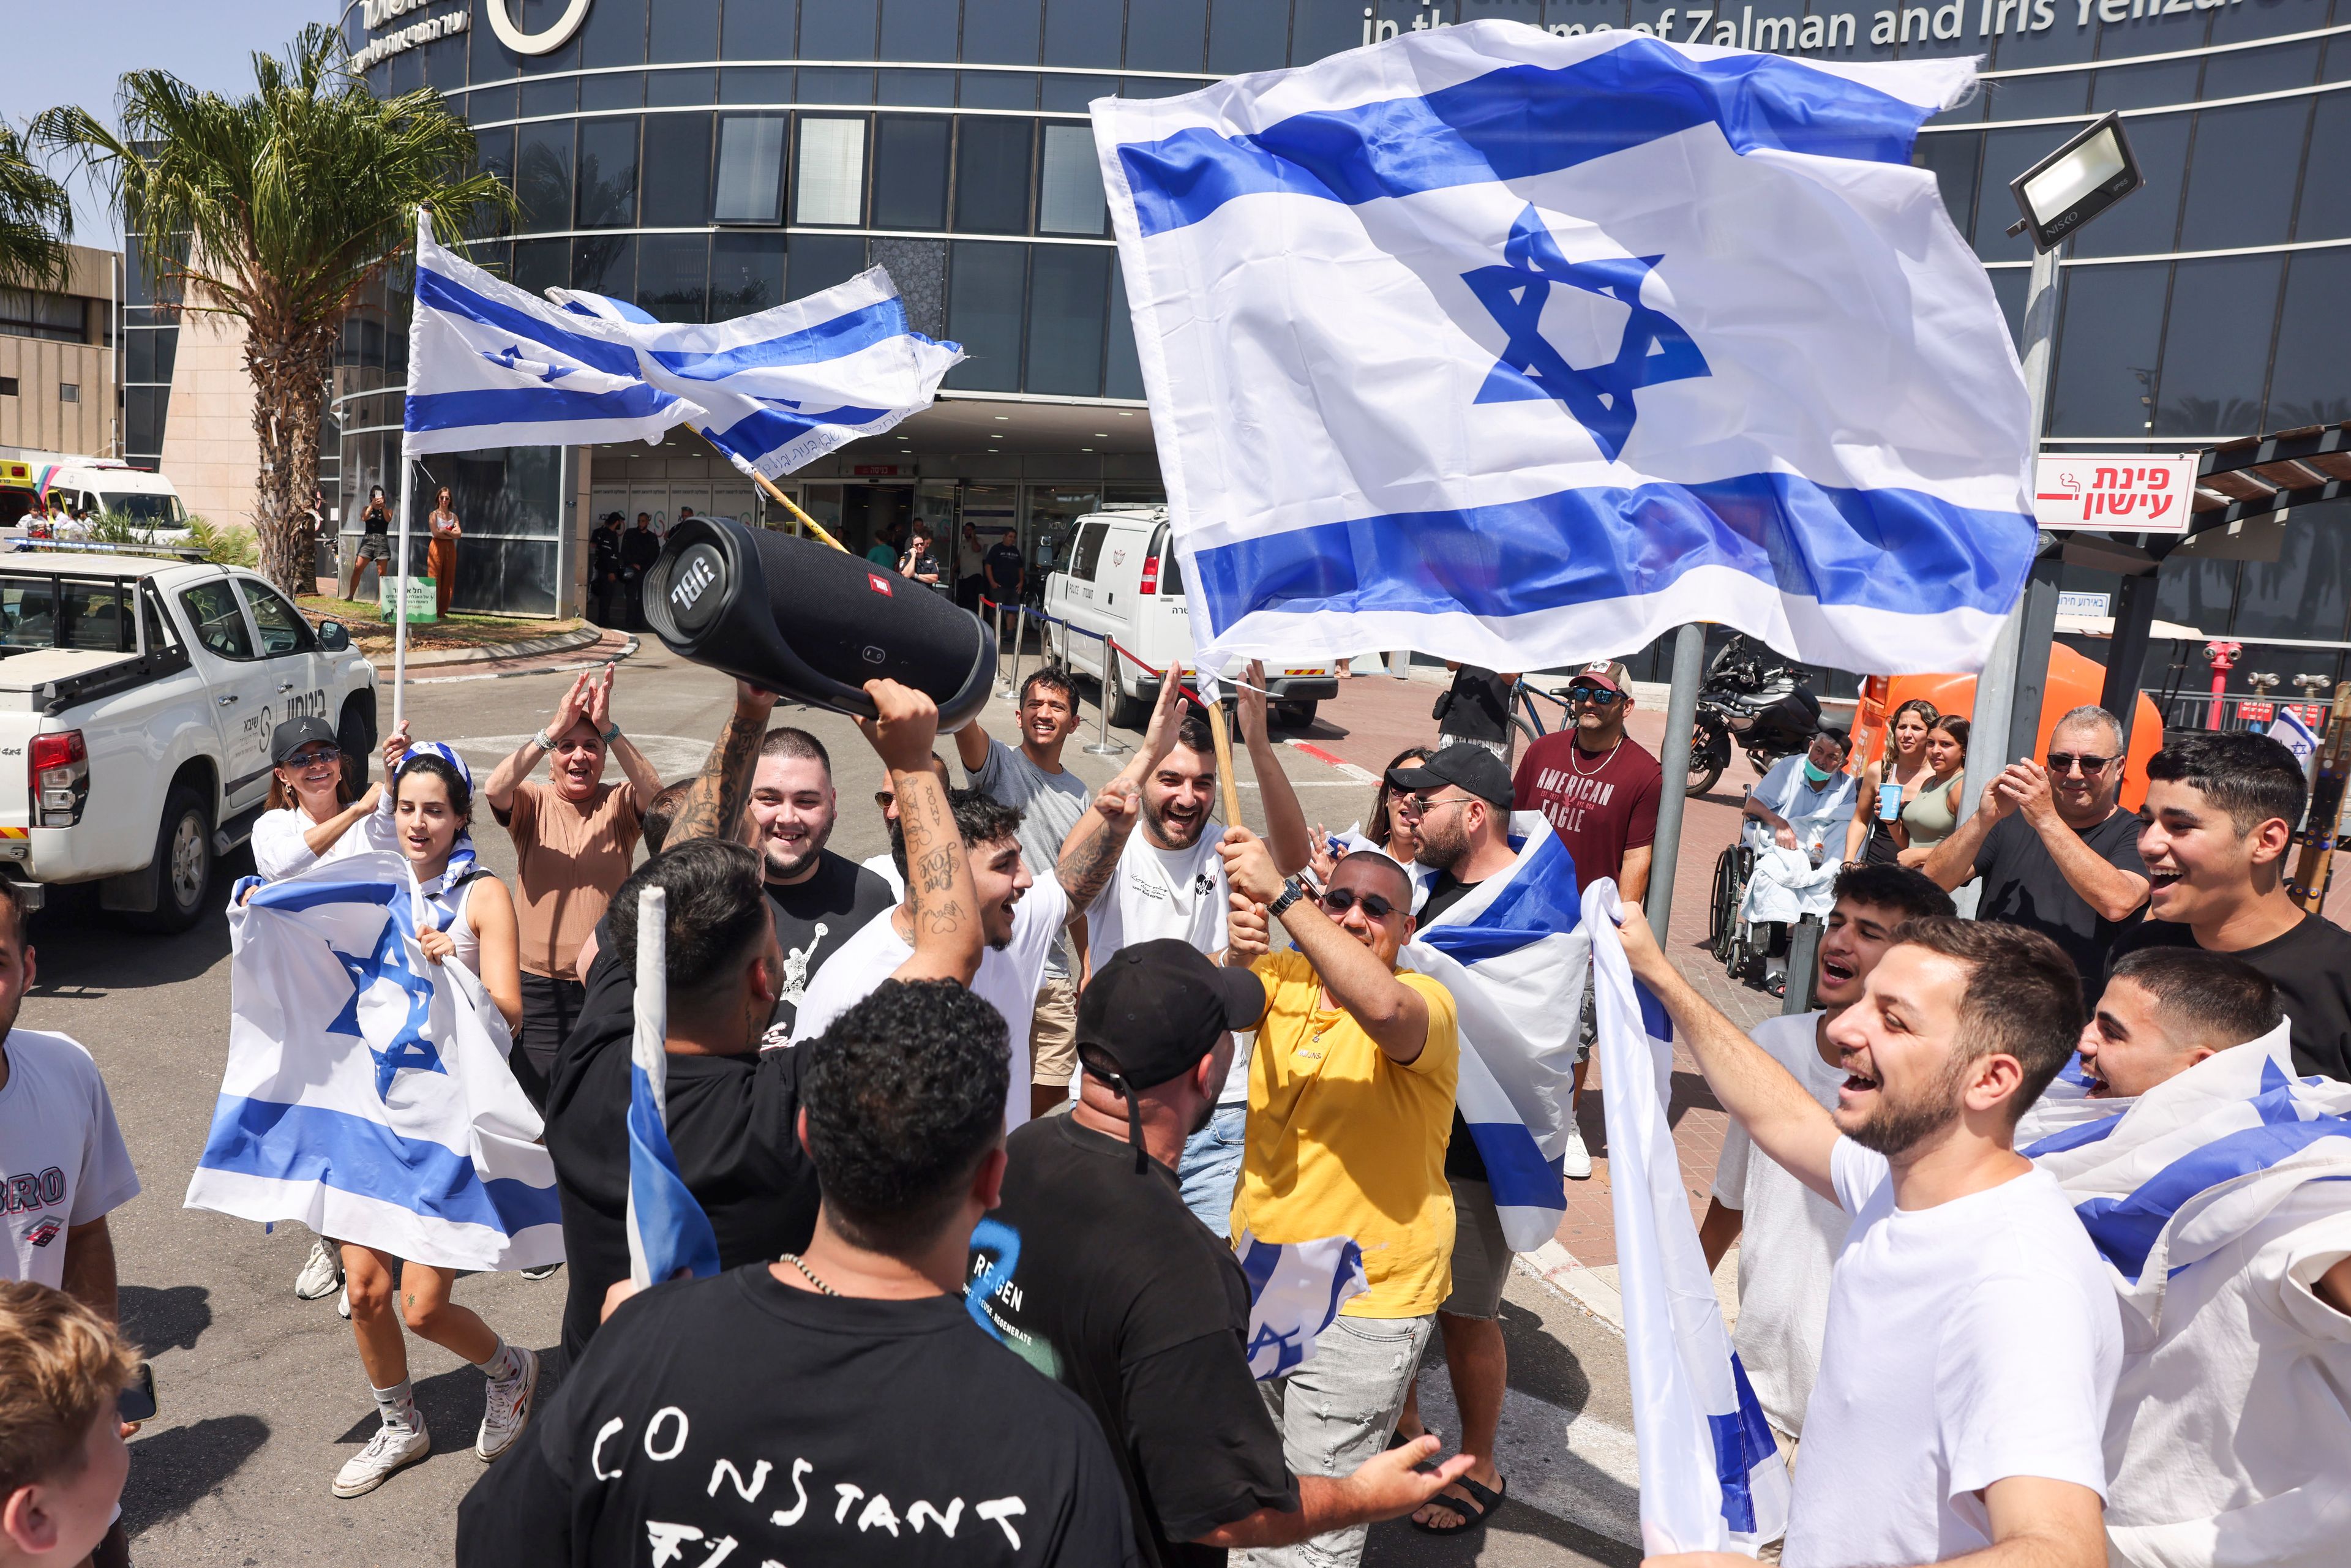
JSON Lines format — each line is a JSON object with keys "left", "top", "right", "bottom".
{"left": 1031, "top": 973, "right": 1078, "bottom": 1086}
{"left": 1438, "top": 1176, "right": 1512, "bottom": 1321}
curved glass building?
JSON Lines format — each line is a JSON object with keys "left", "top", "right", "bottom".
{"left": 317, "top": 0, "right": 2349, "bottom": 686}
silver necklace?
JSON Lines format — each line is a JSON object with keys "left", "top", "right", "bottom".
{"left": 779, "top": 1252, "right": 838, "bottom": 1296}
{"left": 1569, "top": 736, "right": 1624, "bottom": 778}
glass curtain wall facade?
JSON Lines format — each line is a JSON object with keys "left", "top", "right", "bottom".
{"left": 332, "top": 0, "right": 2349, "bottom": 651}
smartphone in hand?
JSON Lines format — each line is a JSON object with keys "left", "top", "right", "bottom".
{"left": 118, "top": 1362, "right": 157, "bottom": 1424}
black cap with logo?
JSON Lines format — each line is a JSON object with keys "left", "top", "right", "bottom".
{"left": 1384, "top": 742, "right": 1513, "bottom": 809}
{"left": 1076, "top": 939, "right": 1264, "bottom": 1171}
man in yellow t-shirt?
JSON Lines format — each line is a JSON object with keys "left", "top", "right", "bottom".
{"left": 1217, "top": 826, "right": 1460, "bottom": 1568}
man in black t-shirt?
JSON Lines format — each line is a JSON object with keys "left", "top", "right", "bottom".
{"left": 1923, "top": 706, "right": 2150, "bottom": 996}
{"left": 2106, "top": 729, "right": 2351, "bottom": 1080}
{"left": 747, "top": 726, "right": 898, "bottom": 1042}
{"left": 619, "top": 512, "right": 662, "bottom": 629}
{"left": 973, "top": 942, "right": 1470, "bottom": 1566}
{"left": 983, "top": 533, "right": 1026, "bottom": 607}
{"left": 542, "top": 680, "right": 980, "bottom": 1364}
{"left": 464, "top": 980, "right": 1137, "bottom": 1567}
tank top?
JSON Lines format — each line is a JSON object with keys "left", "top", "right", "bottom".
{"left": 1901, "top": 774, "right": 1962, "bottom": 848}
{"left": 421, "top": 868, "right": 487, "bottom": 978}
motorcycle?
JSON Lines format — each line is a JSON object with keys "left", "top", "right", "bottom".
{"left": 1686, "top": 636, "right": 1823, "bottom": 797}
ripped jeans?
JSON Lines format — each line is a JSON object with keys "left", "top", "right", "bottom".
{"left": 1233, "top": 1311, "right": 1436, "bottom": 1568}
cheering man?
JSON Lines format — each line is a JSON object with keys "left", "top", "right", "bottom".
{"left": 1619, "top": 904, "right": 2121, "bottom": 1568}
{"left": 1216, "top": 832, "right": 1460, "bottom": 1568}
{"left": 743, "top": 721, "right": 898, "bottom": 1043}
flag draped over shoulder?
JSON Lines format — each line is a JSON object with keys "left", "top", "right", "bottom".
{"left": 1401, "top": 812, "right": 1589, "bottom": 1251}
{"left": 1093, "top": 27, "right": 2036, "bottom": 676}
{"left": 1587, "top": 880, "right": 1788, "bottom": 1556}
{"left": 185, "top": 854, "right": 562, "bottom": 1273}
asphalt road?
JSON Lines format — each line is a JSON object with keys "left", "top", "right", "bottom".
{"left": 36, "top": 641, "right": 1642, "bottom": 1568}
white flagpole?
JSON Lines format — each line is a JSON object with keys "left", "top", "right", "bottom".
{"left": 392, "top": 437, "right": 413, "bottom": 732}
{"left": 626, "top": 884, "right": 669, "bottom": 1291}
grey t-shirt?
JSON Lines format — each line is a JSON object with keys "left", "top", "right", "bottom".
{"left": 969, "top": 737, "right": 1093, "bottom": 978}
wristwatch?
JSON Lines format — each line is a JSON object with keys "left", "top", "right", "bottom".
{"left": 1267, "top": 876, "right": 1310, "bottom": 919}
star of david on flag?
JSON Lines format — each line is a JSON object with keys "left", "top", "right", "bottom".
{"left": 1093, "top": 26, "right": 2039, "bottom": 678}
{"left": 186, "top": 852, "right": 563, "bottom": 1273}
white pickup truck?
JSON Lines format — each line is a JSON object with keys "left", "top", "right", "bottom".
{"left": 0, "top": 552, "right": 378, "bottom": 931}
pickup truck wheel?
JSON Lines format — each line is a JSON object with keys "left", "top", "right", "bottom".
{"left": 128, "top": 786, "right": 213, "bottom": 934}
{"left": 1276, "top": 701, "right": 1318, "bottom": 731}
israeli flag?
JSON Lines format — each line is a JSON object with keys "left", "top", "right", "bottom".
{"left": 1093, "top": 27, "right": 2035, "bottom": 676}
{"left": 1400, "top": 812, "right": 1588, "bottom": 1250}
{"left": 1588, "top": 880, "right": 1788, "bottom": 1555}
{"left": 186, "top": 854, "right": 562, "bottom": 1272}
{"left": 623, "top": 887, "right": 720, "bottom": 1289}
{"left": 405, "top": 212, "right": 685, "bottom": 454}
{"left": 2270, "top": 706, "right": 2321, "bottom": 767}
{"left": 547, "top": 272, "right": 966, "bottom": 481}
{"left": 1235, "top": 1232, "right": 1367, "bottom": 1381}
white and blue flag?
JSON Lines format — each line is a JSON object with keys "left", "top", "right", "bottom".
{"left": 186, "top": 853, "right": 563, "bottom": 1272}
{"left": 1093, "top": 28, "right": 2035, "bottom": 676}
{"left": 1401, "top": 811, "right": 1589, "bottom": 1251}
{"left": 622, "top": 886, "right": 721, "bottom": 1289}
{"left": 1236, "top": 1232, "right": 1368, "bottom": 1381}
{"left": 1588, "top": 880, "right": 1789, "bottom": 1556}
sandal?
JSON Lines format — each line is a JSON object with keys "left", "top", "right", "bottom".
{"left": 1409, "top": 1474, "right": 1507, "bottom": 1534}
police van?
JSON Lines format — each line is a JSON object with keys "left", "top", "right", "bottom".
{"left": 1041, "top": 505, "right": 1336, "bottom": 730}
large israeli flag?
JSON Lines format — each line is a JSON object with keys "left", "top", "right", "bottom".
{"left": 1588, "top": 880, "right": 1788, "bottom": 1556}
{"left": 1400, "top": 812, "right": 1588, "bottom": 1251}
{"left": 185, "top": 854, "right": 563, "bottom": 1272}
{"left": 1093, "top": 27, "right": 2036, "bottom": 676}
{"left": 548, "top": 272, "right": 966, "bottom": 480}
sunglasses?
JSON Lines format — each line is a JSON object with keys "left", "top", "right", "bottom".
{"left": 2045, "top": 752, "right": 2116, "bottom": 775}
{"left": 287, "top": 746, "right": 342, "bottom": 768}
{"left": 1566, "top": 684, "right": 1622, "bottom": 705}
{"left": 1319, "top": 887, "right": 1399, "bottom": 921}
{"left": 1397, "top": 792, "right": 1474, "bottom": 819}
{"left": 874, "top": 789, "right": 896, "bottom": 811}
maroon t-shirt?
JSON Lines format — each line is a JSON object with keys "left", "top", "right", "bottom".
{"left": 1513, "top": 732, "right": 1664, "bottom": 887}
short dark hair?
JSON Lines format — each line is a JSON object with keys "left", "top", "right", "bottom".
{"left": 1831, "top": 863, "right": 1955, "bottom": 923}
{"left": 759, "top": 727, "right": 832, "bottom": 770}
{"left": 801, "top": 980, "right": 1008, "bottom": 1252}
{"left": 640, "top": 779, "right": 692, "bottom": 856}
{"left": 1889, "top": 917, "right": 2084, "bottom": 1124}
{"left": 2145, "top": 729, "right": 2309, "bottom": 836}
{"left": 1020, "top": 668, "right": 1076, "bottom": 709}
{"left": 1334, "top": 847, "right": 1414, "bottom": 909}
{"left": 0, "top": 879, "right": 26, "bottom": 947}
{"left": 1815, "top": 726, "right": 1851, "bottom": 759}
{"left": 2107, "top": 946, "right": 2281, "bottom": 1051}
{"left": 393, "top": 753, "right": 473, "bottom": 825}
{"left": 891, "top": 786, "right": 1024, "bottom": 880}
{"left": 606, "top": 839, "right": 771, "bottom": 998}
{"left": 1174, "top": 711, "right": 1213, "bottom": 759}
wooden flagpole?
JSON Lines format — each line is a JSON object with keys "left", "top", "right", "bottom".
{"left": 688, "top": 429, "right": 849, "bottom": 553}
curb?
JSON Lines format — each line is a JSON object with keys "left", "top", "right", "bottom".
{"left": 360, "top": 625, "right": 603, "bottom": 670}
{"left": 1512, "top": 1240, "right": 1625, "bottom": 1336}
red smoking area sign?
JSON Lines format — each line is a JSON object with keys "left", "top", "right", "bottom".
{"left": 2033, "top": 453, "right": 2197, "bottom": 534}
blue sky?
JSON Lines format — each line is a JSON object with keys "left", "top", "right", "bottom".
{"left": 4, "top": 1, "right": 336, "bottom": 243}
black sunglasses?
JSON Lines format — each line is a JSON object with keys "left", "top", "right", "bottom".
{"left": 874, "top": 789, "right": 895, "bottom": 810}
{"left": 1566, "top": 684, "right": 1623, "bottom": 705}
{"left": 1319, "top": 887, "right": 1398, "bottom": 921}
{"left": 2045, "top": 752, "right": 2116, "bottom": 775}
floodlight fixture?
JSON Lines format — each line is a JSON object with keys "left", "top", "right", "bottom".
{"left": 2006, "top": 113, "right": 2143, "bottom": 253}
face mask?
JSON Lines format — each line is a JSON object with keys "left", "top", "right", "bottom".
{"left": 1802, "top": 760, "right": 1835, "bottom": 786}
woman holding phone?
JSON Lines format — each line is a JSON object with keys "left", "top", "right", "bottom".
{"left": 1843, "top": 697, "right": 1940, "bottom": 865}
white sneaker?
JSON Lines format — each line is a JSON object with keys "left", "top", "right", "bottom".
{"left": 336, "top": 1283, "right": 351, "bottom": 1319}
{"left": 332, "top": 1422, "right": 430, "bottom": 1498}
{"left": 294, "top": 1236, "right": 342, "bottom": 1300}
{"left": 1561, "top": 1118, "right": 1594, "bottom": 1181}
{"left": 476, "top": 1348, "right": 540, "bottom": 1461}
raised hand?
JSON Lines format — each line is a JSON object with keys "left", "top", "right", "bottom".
{"left": 1139, "top": 660, "right": 1187, "bottom": 763}
{"left": 1308, "top": 822, "right": 1339, "bottom": 886}
{"left": 1217, "top": 824, "right": 1285, "bottom": 905}
{"left": 381, "top": 719, "right": 412, "bottom": 782}
{"left": 1225, "top": 891, "right": 1272, "bottom": 963}
{"left": 549, "top": 669, "right": 593, "bottom": 738}
{"left": 586, "top": 663, "right": 617, "bottom": 732}
{"left": 1235, "top": 658, "right": 1270, "bottom": 746}
{"left": 857, "top": 678, "right": 941, "bottom": 775}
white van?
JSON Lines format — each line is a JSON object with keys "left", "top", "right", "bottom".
{"left": 10, "top": 455, "right": 190, "bottom": 541}
{"left": 1041, "top": 505, "right": 1336, "bottom": 730}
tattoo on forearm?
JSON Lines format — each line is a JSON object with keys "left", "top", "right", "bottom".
{"left": 915, "top": 845, "right": 957, "bottom": 895}
{"left": 669, "top": 710, "right": 764, "bottom": 846}
{"left": 1059, "top": 827, "right": 1124, "bottom": 911}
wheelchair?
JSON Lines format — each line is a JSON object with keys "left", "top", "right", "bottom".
{"left": 1706, "top": 841, "right": 1798, "bottom": 991}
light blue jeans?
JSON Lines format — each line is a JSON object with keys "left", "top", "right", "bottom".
{"left": 1179, "top": 1105, "right": 1248, "bottom": 1237}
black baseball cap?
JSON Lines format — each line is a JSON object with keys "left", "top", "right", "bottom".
{"left": 1386, "top": 743, "right": 1512, "bottom": 809}
{"left": 1078, "top": 939, "right": 1264, "bottom": 1093}
{"left": 270, "top": 716, "right": 338, "bottom": 765}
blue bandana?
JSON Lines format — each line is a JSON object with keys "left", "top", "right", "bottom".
{"left": 396, "top": 741, "right": 479, "bottom": 923}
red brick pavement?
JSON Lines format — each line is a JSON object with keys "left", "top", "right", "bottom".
{"left": 1297, "top": 672, "right": 1778, "bottom": 1266}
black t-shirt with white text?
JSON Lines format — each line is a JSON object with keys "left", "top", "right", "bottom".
{"left": 984, "top": 541, "right": 1025, "bottom": 597}
{"left": 456, "top": 1265, "right": 1141, "bottom": 1567}
{"left": 2106, "top": 912, "right": 2351, "bottom": 1082}
{"left": 972, "top": 1118, "right": 1296, "bottom": 1567}
{"left": 546, "top": 927, "right": 819, "bottom": 1365}
{"left": 767, "top": 852, "right": 896, "bottom": 1042}
{"left": 1971, "top": 808, "right": 2146, "bottom": 999}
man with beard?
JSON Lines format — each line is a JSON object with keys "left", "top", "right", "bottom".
{"left": 1619, "top": 907, "right": 2121, "bottom": 1568}
{"left": 1697, "top": 865, "right": 1955, "bottom": 1456}
{"left": 2105, "top": 729, "right": 2351, "bottom": 1080}
{"left": 746, "top": 725, "right": 899, "bottom": 1043}
{"left": 971, "top": 940, "right": 1477, "bottom": 1566}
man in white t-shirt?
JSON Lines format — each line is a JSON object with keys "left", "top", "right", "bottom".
{"left": 1698, "top": 863, "right": 1955, "bottom": 1444}
{"left": 1618, "top": 904, "right": 2121, "bottom": 1568}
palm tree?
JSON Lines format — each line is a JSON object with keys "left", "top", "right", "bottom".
{"left": 34, "top": 25, "right": 511, "bottom": 599}
{"left": 0, "top": 120, "right": 72, "bottom": 290}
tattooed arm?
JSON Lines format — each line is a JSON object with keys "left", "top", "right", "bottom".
{"left": 864, "top": 681, "right": 982, "bottom": 986}
{"left": 664, "top": 680, "right": 777, "bottom": 847}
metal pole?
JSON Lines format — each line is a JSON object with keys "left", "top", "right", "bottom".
{"left": 1782, "top": 915, "right": 1824, "bottom": 1015}
{"left": 1963, "top": 243, "right": 2063, "bottom": 823}
{"left": 392, "top": 440, "right": 412, "bottom": 732}
{"left": 1005, "top": 604, "right": 1026, "bottom": 706}
{"left": 2101, "top": 571, "right": 2159, "bottom": 752}
{"left": 1085, "top": 634, "right": 1131, "bottom": 757}
{"left": 992, "top": 599, "right": 1013, "bottom": 696}
{"left": 1644, "top": 622, "right": 1707, "bottom": 935}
